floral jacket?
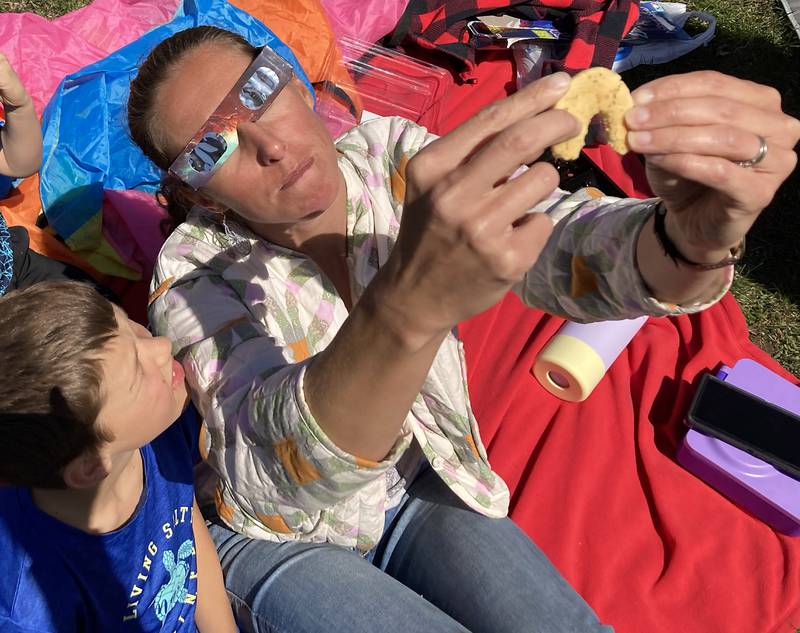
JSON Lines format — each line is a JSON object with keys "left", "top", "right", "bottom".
{"left": 149, "top": 116, "right": 730, "bottom": 551}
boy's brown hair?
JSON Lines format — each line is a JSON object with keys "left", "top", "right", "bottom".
{"left": 0, "top": 281, "right": 118, "bottom": 488}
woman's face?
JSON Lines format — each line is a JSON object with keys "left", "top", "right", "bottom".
{"left": 156, "top": 44, "right": 342, "bottom": 227}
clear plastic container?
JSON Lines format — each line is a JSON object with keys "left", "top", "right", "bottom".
{"left": 317, "top": 36, "right": 450, "bottom": 137}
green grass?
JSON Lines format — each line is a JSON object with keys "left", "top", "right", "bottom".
{"left": 0, "top": 0, "right": 86, "bottom": 18}
{"left": 4, "top": 0, "right": 800, "bottom": 374}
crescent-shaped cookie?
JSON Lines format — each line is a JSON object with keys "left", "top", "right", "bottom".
{"left": 551, "top": 67, "right": 634, "bottom": 161}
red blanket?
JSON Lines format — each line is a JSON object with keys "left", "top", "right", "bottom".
{"left": 462, "top": 293, "right": 800, "bottom": 633}
{"left": 422, "top": 49, "right": 800, "bottom": 633}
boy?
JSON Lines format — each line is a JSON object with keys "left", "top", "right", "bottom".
{"left": 0, "top": 281, "right": 236, "bottom": 632}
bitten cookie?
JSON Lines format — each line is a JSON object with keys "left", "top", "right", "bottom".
{"left": 551, "top": 67, "right": 634, "bottom": 161}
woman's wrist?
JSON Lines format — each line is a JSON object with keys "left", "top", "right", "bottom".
{"left": 657, "top": 201, "right": 744, "bottom": 269}
{"left": 636, "top": 210, "right": 729, "bottom": 306}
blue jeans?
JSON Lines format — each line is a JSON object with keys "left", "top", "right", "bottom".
{"left": 209, "top": 464, "right": 613, "bottom": 633}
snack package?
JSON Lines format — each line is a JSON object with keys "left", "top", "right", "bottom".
{"left": 468, "top": 15, "right": 561, "bottom": 49}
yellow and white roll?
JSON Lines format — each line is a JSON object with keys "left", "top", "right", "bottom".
{"left": 533, "top": 317, "right": 648, "bottom": 402}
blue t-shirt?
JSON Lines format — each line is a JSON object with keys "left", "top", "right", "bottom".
{"left": 0, "top": 415, "right": 201, "bottom": 632}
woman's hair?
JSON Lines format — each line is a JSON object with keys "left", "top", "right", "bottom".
{"left": 128, "top": 26, "right": 259, "bottom": 230}
{"left": 0, "top": 281, "right": 118, "bottom": 488}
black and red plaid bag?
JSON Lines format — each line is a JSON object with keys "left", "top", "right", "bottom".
{"left": 389, "top": 0, "right": 640, "bottom": 81}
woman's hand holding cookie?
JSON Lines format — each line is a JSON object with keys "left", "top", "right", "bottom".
{"left": 380, "top": 72, "right": 580, "bottom": 342}
{"left": 625, "top": 70, "right": 800, "bottom": 264}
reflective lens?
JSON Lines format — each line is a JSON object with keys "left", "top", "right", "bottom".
{"left": 188, "top": 132, "right": 228, "bottom": 173}
{"left": 240, "top": 66, "right": 281, "bottom": 109}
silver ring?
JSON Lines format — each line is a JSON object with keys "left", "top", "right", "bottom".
{"left": 734, "top": 135, "right": 768, "bottom": 168}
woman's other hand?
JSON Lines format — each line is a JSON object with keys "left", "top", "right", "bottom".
{"left": 626, "top": 70, "right": 800, "bottom": 266}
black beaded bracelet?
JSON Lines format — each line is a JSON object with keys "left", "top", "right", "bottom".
{"left": 652, "top": 201, "right": 744, "bottom": 271}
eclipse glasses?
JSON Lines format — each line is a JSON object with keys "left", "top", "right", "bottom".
{"left": 168, "top": 46, "right": 294, "bottom": 189}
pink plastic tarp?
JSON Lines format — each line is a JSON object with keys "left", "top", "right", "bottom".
{"left": 0, "top": 0, "right": 180, "bottom": 117}
{"left": 320, "top": 0, "right": 410, "bottom": 43}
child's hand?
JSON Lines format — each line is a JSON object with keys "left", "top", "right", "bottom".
{"left": 0, "top": 54, "right": 31, "bottom": 109}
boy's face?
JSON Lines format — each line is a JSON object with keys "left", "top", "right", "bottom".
{"left": 95, "top": 306, "right": 188, "bottom": 451}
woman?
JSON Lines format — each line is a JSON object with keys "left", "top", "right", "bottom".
{"left": 128, "top": 26, "right": 799, "bottom": 633}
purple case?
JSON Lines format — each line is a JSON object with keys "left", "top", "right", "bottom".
{"left": 676, "top": 358, "right": 800, "bottom": 535}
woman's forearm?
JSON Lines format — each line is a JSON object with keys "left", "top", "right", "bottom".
{"left": 304, "top": 260, "right": 450, "bottom": 463}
